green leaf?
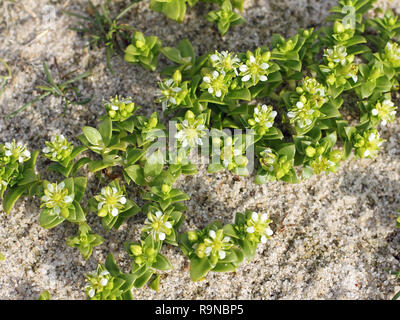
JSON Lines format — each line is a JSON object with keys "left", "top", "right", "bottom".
{"left": 198, "top": 92, "right": 225, "bottom": 104}
{"left": 98, "top": 117, "right": 112, "bottom": 146}
{"left": 67, "top": 201, "right": 86, "bottom": 223}
{"left": 17, "top": 168, "right": 38, "bottom": 186}
{"left": 88, "top": 160, "right": 111, "bottom": 173}
{"left": 82, "top": 126, "right": 103, "bottom": 145}
{"left": 3, "top": 186, "right": 26, "bottom": 214}
{"left": 392, "top": 290, "right": 400, "bottom": 300}
{"left": 39, "top": 208, "right": 65, "bottom": 229}
{"left": 226, "top": 88, "right": 251, "bottom": 101}
{"left": 119, "top": 273, "right": 136, "bottom": 293}
{"left": 255, "top": 171, "right": 269, "bottom": 184}
{"left": 38, "top": 291, "right": 51, "bottom": 300}
{"left": 222, "top": 224, "right": 239, "bottom": 239}
{"left": 320, "top": 103, "right": 342, "bottom": 118}
{"left": 302, "top": 166, "right": 314, "bottom": 180}
{"left": 149, "top": 274, "right": 160, "bottom": 292}
{"left": 124, "top": 165, "right": 145, "bottom": 186}
{"left": 190, "top": 256, "right": 213, "bottom": 281}
{"left": 105, "top": 254, "right": 121, "bottom": 277}
{"left": 24, "top": 150, "right": 40, "bottom": 170}
{"left": 181, "top": 163, "right": 198, "bottom": 175}
{"left": 134, "top": 269, "right": 153, "bottom": 288}
{"left": 160, "top": 47, "right": 189, "bottom": 65}
{"left": 152, "top": 254, "right": 173, "bottom": 271}
{"left": 144, "top": 150, "right": 164, "bottom": 178}
{"left": 127, "top": 148, "right": 146, "bottom": 165}
{"left": 212, "top": 262, "right": 237, "bottom": 272}
{"left": 48, "top": 163, "right": 73, "bottom": 177}
{"left": 73, "top": 177, "right": 87, "bottom": 203}
{"left": 360, "top": 81, "right": 375, "bottom": 99}
{"left": 71, "top": 157, "right": 91, "bottom": 176}
{"left": 276, "top": 143, "right": 295, "bottom": 160}
{"left": 69, "top": 145, "right": 88, "bottom": 160}
{"left": 177, "top": 39, "right": 195, "bottom": 62}
{"left": 239, "top": 240, "right": 257, "bottom": 261}
{"left": 207, "top": 163, "right": 224, "bottom": 173}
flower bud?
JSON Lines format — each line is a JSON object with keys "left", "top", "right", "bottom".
{"left": 185, "top": 110, "right": 195, "bottom": 120}
{"left": 305, "top": 146, "right": 316, "bottom": 158}
{"left": 161, "top": 184, "right": 171, "bottom": 194}
{"left": 248, "top": 119, "right": 256, "bottom": 126}
{"left": 333, "top": 20, "right": 345, "bottom": 34}
{"left": 187, "top": 231, "right": 198, "bottom": 242}
{"left": 235, "top": 155, "right": 248, "bottom": 167}
{"left": 196, "top": 243, "right": 206, "bottom": 258}
{"left": 134, "top": 256, "right": 144, "bottom": 265}
{"left": 257, "top": 127, "right": 266, "bottom": 136}
{"left": 327, "top": 74, "right": 336, "bottom": 85}
{"left": 173, "top": 70, "right": 182, "bottom": 83}
{"left": 126, "top": 103, "right": 135, "bottom": 113}
{"left": 130, "top": 244, "right": 143, "bottom": 256}
{"left": 98, "top": 207, "right": 108, "bottom": 217}
{"left": 329, "top": 150, "right": 343, "bottom": 163}
{"left": 148, "top": 117, "right": 158, "bottom": 128}
{"left": 296, "top": 87, "right": 304, "bottom": 95}
{"left": 108, "top": 110, "right": 116, "bottom": 118}
{"left": 262, "top": 51, "right": 271, "bottom": 61}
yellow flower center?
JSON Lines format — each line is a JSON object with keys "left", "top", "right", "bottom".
{"left": 152, "top": 221, "right": 161, "bottom": 231}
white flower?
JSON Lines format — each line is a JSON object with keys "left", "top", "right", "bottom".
{"left": 88, "top": 289, "right": 95, "bottom": 298}
{"left": 241, "top": 74, "right": 250, "bottom": 82}
{"left": 324, "top": 46, "right": 348, "bottom": 65}
{"left": 384, "top": 41, "right": 400, "bottom": 68}
{"left": 202, "top": 229, "right": 233, "bottom": 260}
{"left": 85, "top": 266, "right": 113, "bottom": 299}
{"left": 100, "top": 278, "right": 108, "bottom": 286}
{"left": 372, "top": 99, "right": 397, "bottom": 125}
{"left": 94, "top": 184, "right": 127, "bottom": 218}
{"left": 245, "top": 211, "right": 273, "bottom": 243}
{"left": 41, "top": 181, "right": 74, "bottom": 216}
{"left": 42, "top": 134, "right": 74, "bottom": 162}
{"left": 239, "top": 50, "right": 270, "bottom": 85}
{"left": 209, "top": 50, "right": 241, "bottom": 75}
{"left": 143, "top": 210, "right": 173, "bottom": 241}
{"left": 246, "top": 226, "right": 255, "bottom": 233}
{"left": 251, "top": 104, "right": 277, "bottom": 131}
{"left": 157, "top": 78, "right": 186, "bottom": 111}
{"left": 175, "top": 119, "right": 206, "bottom": 149}
{"left": 4, "top": 140, "right": 31, "bottom": 163}
{"left": 200, "top": 70, "right": 230, "bottom": 98}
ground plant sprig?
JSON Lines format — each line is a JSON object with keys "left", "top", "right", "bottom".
{"left": 1, "top": 0, "right": 400, "bottom": 300}
{"left": 7, "top": 61, "right": 91, "bottom": 119}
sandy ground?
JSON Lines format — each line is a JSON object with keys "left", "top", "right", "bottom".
{"left": 0, "top": 0, "right": 400, "bottom": 300}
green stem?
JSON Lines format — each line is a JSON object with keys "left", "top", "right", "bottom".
{"left": 6, "top": 92, "right": 51, "bottom": 119}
